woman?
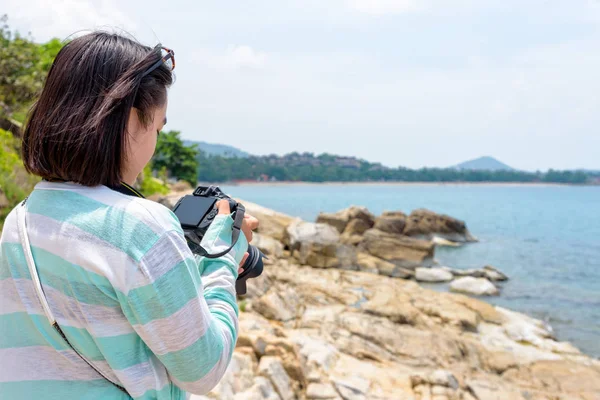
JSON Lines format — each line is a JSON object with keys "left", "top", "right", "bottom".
{"left": 0, "top": 32, "right": 258, "bottom": 399}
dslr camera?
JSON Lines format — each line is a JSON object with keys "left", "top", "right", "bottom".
{"left": 172, "top": 186, "right": 265, "bottom": 295}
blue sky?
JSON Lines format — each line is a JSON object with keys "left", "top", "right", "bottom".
{"left": 6, "top": 0, "right": 600, "bottom": 170}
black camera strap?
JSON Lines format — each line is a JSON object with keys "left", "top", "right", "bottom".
{"left": 185, "top": 203, "right": 246, "bottom": 259}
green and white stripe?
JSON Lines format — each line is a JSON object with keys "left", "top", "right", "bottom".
{"left": 0, "top": 181, "right": 246, "bottom": 399}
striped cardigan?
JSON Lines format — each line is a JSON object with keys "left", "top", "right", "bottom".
{"left": 0, "top": 181, "right": 247, "bottom": 399}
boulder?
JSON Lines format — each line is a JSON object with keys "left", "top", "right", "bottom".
{"left": 483, "top": 265, "right": 509, "bottom": 281}
{"left": 253, "top": 287, "right": 300, "bottom": 322}
{"left": 404, "top": 209, "right": 477, "bottom": 242}
{"left": 356, "top": 252, "right": 414, "bottom": 278}
{"left": 442, "top": 267, "right": 485, "bottom": 278}
{"left": 415, "top": 267, "right": 453, "bottom": 283}
{"left": 450, "top": 277, "right": 499, "bottom": 296}
{"left": 343, "top": 218, "right": 371, "bottom": 236}
{"left": 373, "top": 211, "right": 406, "bottom": 234}
{"left": 233, "top": 376, "right": 281, "bottom": 400}
{"left": 316, "top": 212, "right": 349, "bottom": 234}
{"left": 286, "top": 221, "right": 357, "bottom": 269}
{"left": 360, "top": 228, "right": 434, "bottom": 269}
{"left": 316, "top": 206, "right": 375, "bottom": 233}
{"left": 252, "top": 233, "right": 284, "bottom": 258}
{"left": 258, "top": 356, "right": 296, "bottom": 400}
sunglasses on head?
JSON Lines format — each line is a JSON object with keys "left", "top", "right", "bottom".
{"left": 141, "top": 45, "right": 175, "bottom": 78}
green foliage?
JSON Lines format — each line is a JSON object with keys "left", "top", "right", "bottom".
{"left": 195, "top": 151, "right": 593, "bottom": 185}
{"left": 152, "top": 130, "right": 199, "bottom": 186}
{"left": 0, "top": 128, "right": 39, "bottom": 229}
{"left": 138, "top": 164, "right": 169, "bottom": 197}
{"left": 0, "top": 15, "right": 63, "bottom": 124}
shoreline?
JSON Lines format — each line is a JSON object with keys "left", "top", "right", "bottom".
{"left": 215, "top": 181, "right": 598, "bottom": 187}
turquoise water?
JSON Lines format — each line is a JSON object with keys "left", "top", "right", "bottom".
{"left": 221, "top": 183, "right": 600, "bottom": 358}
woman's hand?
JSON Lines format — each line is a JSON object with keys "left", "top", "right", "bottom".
{"left": 217, "top": 200, "right": 259, "bottom": 273}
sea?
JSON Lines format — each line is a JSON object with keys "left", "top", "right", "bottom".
{"left": 220, "top": 183, "right": 600, "bottom": 358}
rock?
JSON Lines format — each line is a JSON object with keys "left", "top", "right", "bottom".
{"left": 317, "top": 206, "right": 375, "bottom": 233}
{"left": 356, "top": 252, "right": 414, "bottom": 278}
{"left": 415, "top": 267, "right": 453, "bottom": 283}
{"left": 360, "top": 228, "right": 434, "bottom": 269}
{"left": 450, "top": 277, "right": 499, "bottom": 296}
{"left": 306, "top": 383, "right": 339, "bottom": 399}
{"left": 332, "top": 376, "right": 370, "bottom": 400}
{"left": 428, "top": 370, "right": 459, "bottom": 389}
{"left": 240, "top": 199, "right": 297, "bottom": 242}
{"left": 373, "top": 211, "right": 407, "bottom": 234}
{"left": 431, "top": 236, "right": 461, "bottom": 247}
{"left": 233, "top": 376, "right": 282, "bottom": 400}
{"left": 342, "top": 218, "right": 371, "bottom": 237}
{"left": 316, "top": 212, "right": 350, "bottom": 233}
{"left": 210, "top": 350, "right": 257, "bottom": 398}
{"left": 252, "top": 233, "right": 284, "bottom": 258}
{"left": 287, "top": 221, "right": 357, "bottom": 269}
{"left": 404, "top": 209, "right": 477, "bottom": 242}
{"left": 286, "top": 221, "right": 340, "bottom": 249}
{"left": 483, "top": 265, "right": 508, "bottom": 281}
{"left": 443, "top": 267, "right": 485, "bottom": 278}
{"left": 466, "top": 379, "right": 527, "bottom": 400}
{"left": 253, "top": 287, "right": 300, "bottom": 322}
{"left": 258, "top": 356, "right": 296, "bottom": 400}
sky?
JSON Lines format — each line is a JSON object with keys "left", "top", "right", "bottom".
{"left": 5, "top": 0, "right": 600, "bottom": 171}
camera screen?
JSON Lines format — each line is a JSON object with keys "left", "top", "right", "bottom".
{"left": 173, "top": 195, "right": 217, "bottom": 228}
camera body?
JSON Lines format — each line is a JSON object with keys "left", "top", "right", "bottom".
{"left": 172, "top": 186, "right": 264, "bottom": 295}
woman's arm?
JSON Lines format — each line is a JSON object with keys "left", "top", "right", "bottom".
{"left": 118, "top": 210, "right": 248, "bottom": 395}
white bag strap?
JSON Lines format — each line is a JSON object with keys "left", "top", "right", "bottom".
{"left": 15, "top": 201, "right": 129, "bottom": 395}
{"left": 16, "top": 201, "right": 56, "bottom": 325}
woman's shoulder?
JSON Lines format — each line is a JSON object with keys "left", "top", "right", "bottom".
{"left": 30, "top": 182, "right": 183, "bottom": 237}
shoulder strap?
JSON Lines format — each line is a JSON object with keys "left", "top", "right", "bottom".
{"left": 16, "top": 201, "right": 129, "bottom": 395}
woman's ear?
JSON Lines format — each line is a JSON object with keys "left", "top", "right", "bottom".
{"left": 127, "top": 107, "right": 141, "bottom": 136}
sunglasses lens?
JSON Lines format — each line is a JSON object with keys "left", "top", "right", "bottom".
{"left": 160, "top": 48, "right": 175, "bottom": 71}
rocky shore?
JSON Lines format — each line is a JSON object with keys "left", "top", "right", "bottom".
{"left": 152, "top": 191, "right": 600, "bottom": 400}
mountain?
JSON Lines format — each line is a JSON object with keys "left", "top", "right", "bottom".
{"left": 453, "top": 156, "right": 514, "bottom": 171}
{"left": 183, "top": 140, "right": 250, "bottom": 158}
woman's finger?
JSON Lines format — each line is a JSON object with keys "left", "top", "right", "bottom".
{"left": 216, "top": 199, "right": 231, "bottom": 215}
{"left": 239, "top": 252, "right": 249, "bottom": 268}
{"left": 244, "top": 214, "right": 259, "bottom": 231}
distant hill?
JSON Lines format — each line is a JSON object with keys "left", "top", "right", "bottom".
{"left": 183, "top": 140, "right": 250, "bottom": 158}
{"left": 454, "top": 156, "right": 514, "bottom": 171}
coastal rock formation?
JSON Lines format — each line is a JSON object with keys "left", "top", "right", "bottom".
{"left": 450, "top": 277, "right": 500, "bottom": 296}
{"left": 404, "top": 209, "right": 478, "bottom": 243}
{"left": 145, "top": 198, "right": 595, "bottom": 400}
{"left": 193, "top": 260, "right": 599, "bottom": 400}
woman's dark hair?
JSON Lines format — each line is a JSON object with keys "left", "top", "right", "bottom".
{"left": 22, "top": 32, "right": 173, "bottom": 187}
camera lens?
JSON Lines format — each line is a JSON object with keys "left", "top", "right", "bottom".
{"left": 235, "top": 245, "right": 265, "bottom": 295}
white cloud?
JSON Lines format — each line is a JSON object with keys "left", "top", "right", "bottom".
{"left": 349, "top": 0, "right": 421, "bottom": 15}
{"left": 5, "top": 0, "right": 137, "bottom": 41}
{"left": 192, "top": 46, "right": 268, "bottom": 70}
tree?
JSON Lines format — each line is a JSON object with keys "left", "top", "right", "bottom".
{"left": 152, "top": 130, "right": 199, "bottom": 186}
{"left": 0, "top": 15, "right": 63, "bottom": 133}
